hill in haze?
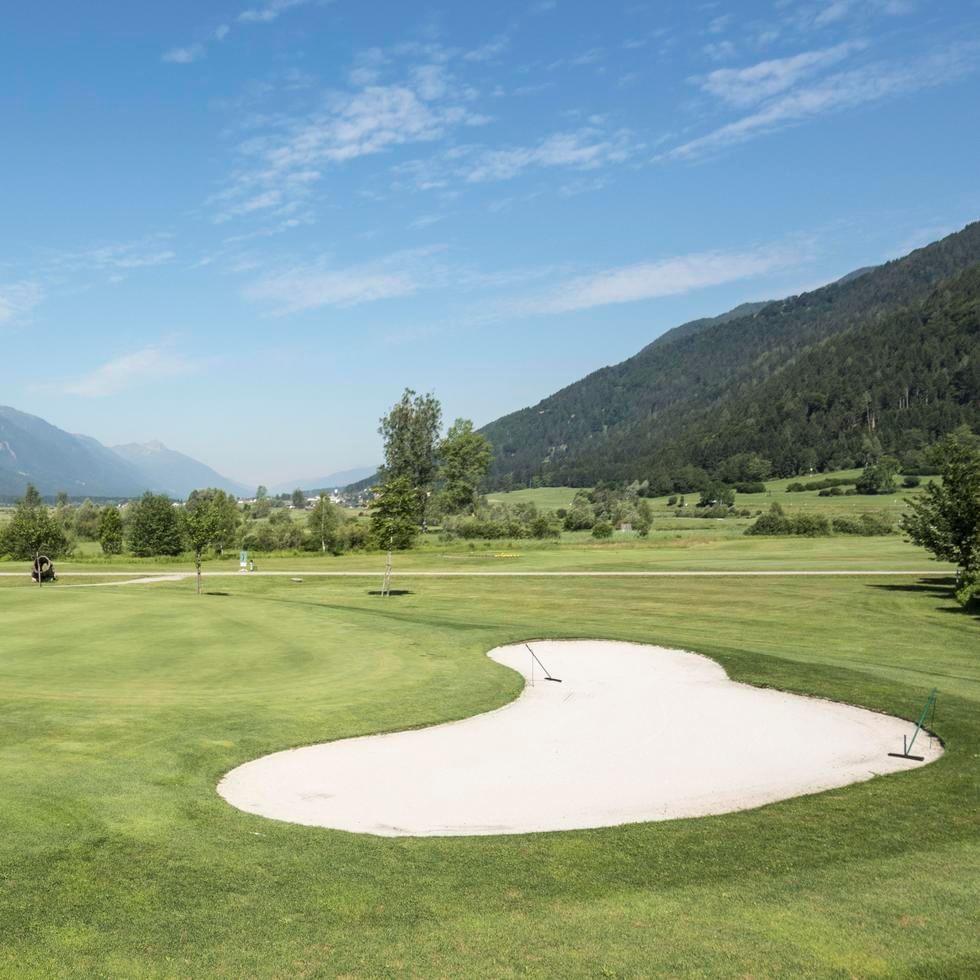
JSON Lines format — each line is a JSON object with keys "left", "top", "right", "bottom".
{"left": 111, "top": 442, "right": 249, "bottom": 499}
{"left": 0, "top": 407, "right": 247, "bottom": 500}
{"left": 270, "top": 466, "right": 379, "bottom": 496}
{"left": 479, "top": 222, "right": 980, "bottom": 488}
{"left": 0, "top": 407, "right": 145, "bottom": 499}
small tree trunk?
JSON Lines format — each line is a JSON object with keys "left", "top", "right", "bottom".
{"left": 196, "top": 551, "right": 202, "bottom": 595}
{"left": 35, "top": 549, "right": 42, "bottom": 589}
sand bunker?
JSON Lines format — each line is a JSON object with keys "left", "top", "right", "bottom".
{"left": 218, "top": 640, "right": 941, "bottom": 836}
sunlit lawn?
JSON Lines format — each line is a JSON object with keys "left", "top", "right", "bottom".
{"left": 0, "top": 571, "right": 977, "bottom": 976}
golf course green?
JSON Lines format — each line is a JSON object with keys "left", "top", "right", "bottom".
{"left": 0, "top": 566, "right": 977, "bottom": 976}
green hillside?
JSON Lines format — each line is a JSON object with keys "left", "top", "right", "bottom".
{"left": 480, "top": 222, "right": 980, "bottom": 488}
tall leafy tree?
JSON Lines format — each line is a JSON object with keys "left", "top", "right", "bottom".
{"left": 902, "top": 437, "right": 980, "bottom": 604}
{"left": 252, "top": 485, "right": 271, "bottom": 519}
{"left": 856, "top": 457, "right": 899, "bottom": 495}
{"left": 267, "top": 508, "right": 306, "bottom": 550}
{"left": 308, "top": 493, "right": 339, "bottom": 552}
{"left": 182, "top": 501, "right": 221, "bottom": 595}
{"left": 369, "top": 475, "right": 419, "bottom": 550}
{"left": 128, "top": 493, "right": 183, "bottom": 557}
{"left": 186, "top": 489, "right": 239, "bottom": 554}
{"left": 53, "top": 492, "right": 74, "bottom": 535}
{"left": 291, "top": 488, "right": 306, "bottom": 510}
{"left": 0, "top": 484, "right": 70, "bottom": 572}
{"left": 379, "top": 389, "right": 442, "bottom": 527}
{"left": 74, "top": 499, "right": 102, "bottom": 540}
{"left": 437, "top": 419, "right": 493, "bottom": 514}
{"left": 98, "top": 506, "right": 124, "bottom": 556}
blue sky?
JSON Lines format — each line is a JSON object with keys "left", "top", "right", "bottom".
{"left": 2, "top": 0, "right": 979, "bottom": 486}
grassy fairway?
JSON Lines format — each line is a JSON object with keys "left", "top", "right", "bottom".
{"left": 485, "top": 486, "right": 584, "bottom": 509}
{"left": 44, "top": 533, "right": 951, "bottom": 574}
{"left": 0, "top": 572, "right": 977, "bottom": 977}
{"left": 30, "top": 516, "right": 955, "bottom": 576}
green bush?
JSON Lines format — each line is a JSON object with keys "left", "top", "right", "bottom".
{"left": 830, "top": 514, "right": 894, "bottom": 536}
{"left": 954, "top": 571, "right": 980, "bottom": 608}
{"left": 746, "top": 504, "right": 833, "bottom": 537}
{"left": 788, "top": 477, "right": 856, "bottom": 493}
{"left": 855, "top": 458, "right": 900, "bottom": 495}
{"left": 692, "top": 504, "right": 737, "bottom": 519}
{"left": 745, "top": 503, "right": 790, "bottom": 535}
{"left": 591, "top": 520, "right": 613, "bottom": 539}
{"left": 789, "top": 514, "right": 831, "bottom": 537}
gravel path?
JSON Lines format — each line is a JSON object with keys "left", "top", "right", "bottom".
{"left": 0, "top": 569, "right": 947, "bottom": 579}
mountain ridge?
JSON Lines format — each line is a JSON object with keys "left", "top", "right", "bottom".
{"left": 0, "top": 407, "right": 247, "bottom": 500}
{"left": 111, "top": 442, "right": 249, "bottom": 499}
{"left": 478, "top": 221, "right": 980, "bottom": 488}
{"left": 269, "top": 466, "right": 379, "bottom": 496}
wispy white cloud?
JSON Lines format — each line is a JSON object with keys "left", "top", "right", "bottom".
{"left": 462, "top": 127, "right": 635, "bottom": 183}
{"left": 520, "top": 245, "right": 804, "bottom": 314}
{"left": 707, "top": 14, "right": 733, "bottom": 35}
{"left": 811, "top": 0, "right": 915, "bottom": 27}
{"left": 50, "top": 239, "right": 176, "bottom": 274}
{"left": 162, "top": 44, "right": 205, "bottom": 65}
{"left": 238, "top": 0, "right": 312, "bottom": 24}
{"left": 410, "top": 213, "right": 446, "bottom": 229}
{"left": 242, "top": 247, "right": 446, "bottom": 315}
{"left": 569, "top": 48, "right": 605, "bottom": 66}
{"left": 464, "top": 35, "right": 510, "bottom": 63}
{"left": 391, "top": 122, "right": 636, "bottom": 193}
{"left": 703, "top": 41, "right": 736, "bottom": 62}
{"left": 888, "top": 223, "right": 956, "bottom": 259}
{"left": 814, "top": 0, "right": 856, "bottom": 27}
{"left": 65, "top": 348, "right": 201, "bottom": 397}
{"left": 696, "top": 41, "right": 867, "bottom": 107}
{"left": 667, "top": 42, "right": 979, "bottom": 160}
{"left": 0, "top": 281, "right": 44, "bottom": 324}
{"left": 791, "top": 0, "right": 917, "bottom": 32}
{"left": 163, "top": 0, "right": 313, "bottom": 64}
{"left": 213, "top": 58, "right": 490, "bottom": 222}
{"left": 494, "top": 128, "right": 629, "bottom": 178}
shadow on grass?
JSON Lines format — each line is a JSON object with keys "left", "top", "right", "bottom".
{"left": 366, "top": 589, "right": 414, "bottom": 597}
{"left": 868, "top": 577, "right": 980, "bottom": 620}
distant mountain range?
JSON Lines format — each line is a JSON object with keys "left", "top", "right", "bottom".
{"left": 0, "top": 407, "right": 248, "bottom": 500}
{"left": 269, "top": 466, "right": 379, "bottom": 496}
{"left": 478, "top": 221, "right": 980, "bottom": 487}
{"left": 110, "top": 441, "right": 249, "bottom": 499}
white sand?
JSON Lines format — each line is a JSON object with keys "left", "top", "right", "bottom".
{"left": 217, "top": 640, "right": 941, "bottom": 836}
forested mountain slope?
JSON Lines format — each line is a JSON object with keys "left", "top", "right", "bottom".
{"left": 480, "top": 222, "right": 980, "bottom": 487}
{"left": 611, "top": 264, "right": 980, "bottom": 486}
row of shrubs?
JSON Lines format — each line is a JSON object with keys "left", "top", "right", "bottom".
{"left": 732, "top": 482, "right": 767, "bottom": 494}
{"left": 441, "top": 513, "right": 561, "bottom": 540}
{"left": 786, "top": 477, "right": 856, "bottom": 492}
{"left": 746, "top": 505, "right": 894, "bottom": 537}
{"left": 789, "top": 474, "right": 921, "bottom": 495}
